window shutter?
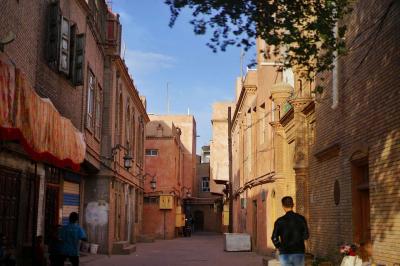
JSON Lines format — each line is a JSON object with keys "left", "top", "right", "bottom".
{"left": 69, "top": 24, "right": 76, "bottom": 79}
{"left": 72, "top": 34, "right": 85, "bottom": 85}
{"left": 47, "top": 1, "right": 61, "bottom": 65}
{"left": 59, "top": 16, "right": 71, "bottom": 74}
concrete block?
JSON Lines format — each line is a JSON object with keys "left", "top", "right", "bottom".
{"left": 268, "top": 259, "right": 281, "bottom": 266}
{"left": 224, "top": 233, "right": 251, "bottom": 252}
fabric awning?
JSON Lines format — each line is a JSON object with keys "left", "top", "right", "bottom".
{"left": 0, "top": 56, "right": 86, "bottom": 171}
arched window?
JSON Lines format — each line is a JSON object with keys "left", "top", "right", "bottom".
{"left": 126, "top": 102, "right": 131, "bottom": 147}
{"left": 118, "top": 92, "right": 123, "bottom": 144}
{"left": 131, "top": 111, "right": 136, "bottom": 159}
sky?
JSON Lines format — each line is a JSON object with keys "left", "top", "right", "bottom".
{"left": 112, "top": 1, "right": 254, "bottom": 153}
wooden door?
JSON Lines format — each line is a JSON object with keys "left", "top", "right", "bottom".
{"left": 252, "top": 200, "right": 257, "bottom": 249}
{"left": 352, "top": 163, "right": 371, "bottom": 244}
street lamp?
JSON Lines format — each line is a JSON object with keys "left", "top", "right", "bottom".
{"left": 182, "top": 186, "right": 191, "bottom": 198}
{"left": 123, "top": 152, "right": 133, "bottom": 170}
{"left": 102, "top": 144, "right": 133, "bottom": 171}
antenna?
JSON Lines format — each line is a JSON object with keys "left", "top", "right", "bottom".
{"left": 187, "top": 108, "right": 190, "bottom": 115}
{"left": 166, "top": 82, "right": 170, "bottom": 114}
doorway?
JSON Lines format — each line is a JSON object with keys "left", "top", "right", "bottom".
{"left": 252, "top": 200, "right": 258, "bottom": 250}
{"left": 44, "top": 167, "right": 61, "bottom": 244}
{"left": 352, "top": 162, "right": 371, "bottom": 244}
{"left": 194, "top": 210, "right": 204, "bottom": 231}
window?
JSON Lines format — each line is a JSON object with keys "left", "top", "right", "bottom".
{"left": 201, "top": 177, "right": 210, "bottom": 192}
{"left": 95, "top": 84, "right": 102, "bottom": 139}
{"left": 137, "top": 117, "right": 144, "bottom": 165}
{"left": 114, "top": 82, "right": 120, "bottom": 144}
{"left": 126, "top": 104, "right": 131, "bottom": 147}
{"left": 59, "top": 17, "right": 70, "bottom": 74}
{"left": 144, "top": 196, "right": 159, "bottom": 204}
{"left": 71, "top": 34, "right": 85, "bottom": 85}
{"left": 145, "top": 149, "right": 158, "bottom": 156}
{"left": 246, "top": 110, "right": 252, "bottom": 173}
{"left": 259, "top": 104, "right": 266, "bottom": 144}
{"left": 118, "top": 92, "right": 123, "bottom": 144}
{"left": 47, "top": 2, "right": 61, "bottom": 65}
{"left": 47, "top": 2, "right": 85, "bottom": 85}
{"left": 131, "top": 112, "right": 136, "bottom": 159}
{"left": 86, "top": 70, "right": 95, "bottom": 129}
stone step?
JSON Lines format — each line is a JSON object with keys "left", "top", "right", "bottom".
{"left": 120, "top": 244, "right": 136, "bottom": 255}
{"left": 112, "top": 241, "right": 132, "bottom": 254}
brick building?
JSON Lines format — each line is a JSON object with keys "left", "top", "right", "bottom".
{"left": 307, "top": 0, "right": 400, "bottom": 264}
{"left": 0, "top": 0, "right": 149, "bottom": 259}
{"left": 229, "top": 37, "right": 301, "bottom": 254}
{"left": 143, "top": 114, "right": 197, "bottom": 238}
{"left": 210, "top": 102, "right": 234, "bottom": 232}
{"left": 143, "top": 118, "right": 185, "bottom": 239}
{"left": 229, "top": 1, "right": 400, "bottom": 264}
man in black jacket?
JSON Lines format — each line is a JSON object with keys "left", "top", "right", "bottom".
{"left": 271, "top": 196, "right": 309, "bottom": 266}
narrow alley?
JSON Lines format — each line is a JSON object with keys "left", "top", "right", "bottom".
{"left": 83, "top": 234, "right": 265, "bottom": 266}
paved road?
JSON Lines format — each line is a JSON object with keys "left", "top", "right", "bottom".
{"left": 83, "top": 233, "right": 265, "bottom": 266}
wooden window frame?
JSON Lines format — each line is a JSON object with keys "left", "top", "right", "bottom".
{"left": 94, "top": 83, "right": 102, "bottom": 140}
{"left": 86, "top": 69, "right": 95, "bottom": 131}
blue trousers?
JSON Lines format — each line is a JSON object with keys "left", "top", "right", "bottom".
{"left": 279, "top": 254, "right": 305, "bottom": 266}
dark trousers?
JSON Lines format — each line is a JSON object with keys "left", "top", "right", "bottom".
{"left": 49, "top": 254, "right": 63, "bottom": 266}
{"left": 62, "top": 255, "right": 79, "bottom": 266}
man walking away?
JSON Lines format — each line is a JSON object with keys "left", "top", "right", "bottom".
{"left": 271, "top": 196, "right": 309, "bottom": 266}
{"left": 59, "top": 212, "right": 87, "bottom": 266}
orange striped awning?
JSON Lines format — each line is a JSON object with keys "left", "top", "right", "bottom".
{"left": 0, "top": 56, "right": 86, "bottom": 171}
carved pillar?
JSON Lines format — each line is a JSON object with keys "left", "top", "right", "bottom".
{"left": 290, "top": 98, "right": 312, "bottom": 219}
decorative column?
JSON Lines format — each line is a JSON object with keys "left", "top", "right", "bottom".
{"left": 270, "top": 82, "right": 293, "bottom": 175}
{"left": 290, "top": 98, "right": 312, "bottom": 218}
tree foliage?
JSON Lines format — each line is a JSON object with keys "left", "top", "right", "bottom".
{"left": 165, "top": 0, "right": 351, "bottom": 79}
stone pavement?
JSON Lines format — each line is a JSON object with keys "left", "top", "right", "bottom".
{"left": 82, "top": 233, "right": 267, "bottom": 266}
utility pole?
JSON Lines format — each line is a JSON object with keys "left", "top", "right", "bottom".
{"left": 228, "top": 106, "right": 233, "bottom": 233}
{"left": 166, "top": 82, "right": 170, "bottom": 114}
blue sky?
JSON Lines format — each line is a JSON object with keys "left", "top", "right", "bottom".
{"left": 112, "top": 1, "right": 253, "bottom": 153}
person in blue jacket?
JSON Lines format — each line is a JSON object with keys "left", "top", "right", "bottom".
{"left": 59, "top": 212, "right": 87, "bottom": 266}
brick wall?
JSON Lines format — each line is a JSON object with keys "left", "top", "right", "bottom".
{"left": 0, "top": 0, "right": 43, "bottom": 85}
{"left": 310, "top": 0, "right": 400, "bottom": 264}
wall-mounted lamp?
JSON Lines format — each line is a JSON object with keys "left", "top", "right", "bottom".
{"left": 182, "top": 186, "right": 191, "bottom": 198}
{"left": 150, "top": 175, "right": 157, "bottom": 191}
{"left": 102, "top": 143, "right": 133, "bottom": 171}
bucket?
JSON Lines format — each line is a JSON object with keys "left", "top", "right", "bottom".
{"left": 90, "top": 243, "right": 99, "bottom": 254}
{"left": 81, "top": 242, "right": 90, "bottom": 253}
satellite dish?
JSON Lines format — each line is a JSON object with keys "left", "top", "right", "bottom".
{"left": 0, "top": 31, "right": 16, "bottom": 51}
{"left": 1, "top": 31, "right": 16, "bottom": 45}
